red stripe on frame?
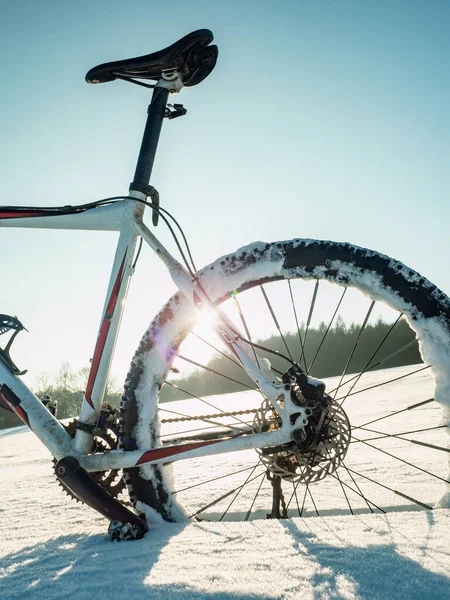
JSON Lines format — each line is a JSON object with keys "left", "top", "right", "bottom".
{"left": 0, "top": 211, "right": 49, "bottom": 219}
{"left": 85, "top": 252, "right": 127, "bottom": 408}
{"left": 136, "top": 438, "right": 230, "bottom": 466}
{"left": 0, "top": 390, "right": 31, "bottom": 428}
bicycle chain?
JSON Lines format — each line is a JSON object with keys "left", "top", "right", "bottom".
{"left": 161, "top": 407, "right": 258, "bottom": 424}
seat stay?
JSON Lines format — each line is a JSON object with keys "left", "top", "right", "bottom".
{"left": 135, "top": 218, "right": 302, "bottom": 416}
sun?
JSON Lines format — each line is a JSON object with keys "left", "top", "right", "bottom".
{"left": 196, "top": 306, "right": 219, "bottom": 329}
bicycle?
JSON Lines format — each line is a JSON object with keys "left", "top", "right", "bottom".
{"left": 1, "top": 30, "right": 449, "bottom": 541}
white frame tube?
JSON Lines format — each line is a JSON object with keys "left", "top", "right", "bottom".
{"left": 0, "top": 197, "right": 300, "bottom": 468}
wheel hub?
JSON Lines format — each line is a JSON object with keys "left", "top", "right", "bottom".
{"left": 253, "top": 366, "right": 351, "bottom": 484}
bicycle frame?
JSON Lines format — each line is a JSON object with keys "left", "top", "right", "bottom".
{"left": 0, "top": 76, "right": 306, "bottom": 475}
{"left": 0, "top": 196, "right": 305, "bottom": 469}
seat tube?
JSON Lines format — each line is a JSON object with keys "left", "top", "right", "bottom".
{"left": 75, "top": 202, "right": 142, "bottom": 453}
{"left": 130, "top": 86, "right": 169, "bottom": 194}
{"left": 76, "top": 86, "right": 169, "bottom": 453}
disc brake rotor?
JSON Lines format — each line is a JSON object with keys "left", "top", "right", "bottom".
{"left": 254, "top": 398, "right": 351, "bottom": 484}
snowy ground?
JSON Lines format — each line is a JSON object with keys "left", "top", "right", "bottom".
{"left": 1, "top": 368, "right": 450, "bottom": 599}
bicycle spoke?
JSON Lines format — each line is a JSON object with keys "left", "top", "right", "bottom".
{"left": 300, "top": 280, "right": 319, "bottom": 369}
{"left": 307, "top": 486, "right": 320, "bottom": 516}
{"left": 374, "top": 437, "right": 448, "bottom": 453}
{"left": 352, "top": 425, "right": 448, "bottom": 450}
{"left": 333, "top": 458, "right": 354, "bottom": 514}
{"left": 192, "top": 331, "right": 242, "bottom": 368}
{"left": 340, "top": 463, "right": 377, "bottom": 513}
{"left": 344, "top": 467, "right": 433, "bottom": 510}
{"left": 219, "top": 462, "right": 265, "bottom": 521}
{"left": 173, "top": 464, "right": 258, "bottom": 495}
{"left": 334, "top": 365, "right": 431, "bottom": 403}
{"left": 233, "top": 296, "right": 260, "bottom": 367}
{"left": 285, "top": 444, "right": 320, "bottom": 512}
{"left": 261, "top": 285, "right": 293, "bottom": 362}
{"left": 327, "top": 335, "right": 417, "bottom": 396}
{"left": 333, "top": 300, "right": 375, "bottom": 402}
{"left": 329, "top": 469, "right": 385, "bottom": 513}
{"left": 308, "top": 288, "right": 347, "bottom": 373}
{"left": 291, "top": 450, "right": 322, "bottom": 516}
{"left": 300, "top": 485, "right": 308, "bottom": 516}
{"left": 244, "top": 474, "right": 266, "bottom": 521}
{"left": 179, "top": 355, "right": 257, "bottom": 391}
{"left": 190, "top": 469, "right": 266, "bottom": 519}
{"left": 355, "top": 397, "right": 434, "bottom": 429}
{"left": 291, "top": 481, "right": 302, "bottom": 517}
{"left": 327, "top": 313, "right": 403, "bottom": 399}
{"left": 351, "top": 435, "right": 450, "bottom": 484}
{"left": 356, "top": 424, "right": 446, "bottom": 438}
{"left": 288, "top": 279, "right": 306, "bottom": 371}
{"left": 286, "top": 479, "right": 302, "bottom": 514}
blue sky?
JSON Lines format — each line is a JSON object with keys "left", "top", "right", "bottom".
{"left": 0, "top": 0, "right": 449, "bottom": 385}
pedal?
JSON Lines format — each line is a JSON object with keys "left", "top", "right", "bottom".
{"left": 54, "top": 457, "right": 148, "bottom": 539}
{"left": 0, "top": 314, "right": 27, "bottom": 375}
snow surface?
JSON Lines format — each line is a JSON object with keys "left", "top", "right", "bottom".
{"left": 1, "top": 368, "right": 450, "bottom": 599}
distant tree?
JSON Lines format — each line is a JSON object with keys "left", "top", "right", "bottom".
{"left": 160, "top": 317, "right": 422, "bottom": 402}
{"left": 0, "top": 363, "right": 123, "bottom": 430}
{"left": 0, "top": 318, "right": 423, "bottom": 428}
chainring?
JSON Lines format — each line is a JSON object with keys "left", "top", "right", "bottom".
{"left": 53, "top": 415, "right": 126, "bottom": 501}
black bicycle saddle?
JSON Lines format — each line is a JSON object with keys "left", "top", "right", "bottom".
{"left": 85, "top": 29, "right": 218, "bottom": 87}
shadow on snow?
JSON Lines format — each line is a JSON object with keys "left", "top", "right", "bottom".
{"left": 0, "top": 523, "right": 264, "bottom": 600}
{"left": 1, "top": 516, "right": 449, "bottom": 600}
{"left": 281, "top": 517, "right": 450, "bottom": 600}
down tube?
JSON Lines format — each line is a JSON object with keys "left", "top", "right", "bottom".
{"left": 0, "top": 365, "right": 73, "bottom": 458}
{"left": 75, "top": 205, "right": 142, "bottom": 452}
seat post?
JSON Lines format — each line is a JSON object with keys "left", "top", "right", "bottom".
{"left": 129, "top": 86, "right": 169, "bottom": 194}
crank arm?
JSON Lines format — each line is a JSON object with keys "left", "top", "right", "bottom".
{"left": 55, "top": 456, "right": 148, "bottom": 535}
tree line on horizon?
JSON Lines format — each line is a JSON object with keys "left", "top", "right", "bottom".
{"left": 0, "top": 362, "right": 121, "bottom": 430}
{"left": 0, "top": 317, "right": 422, "bottom": 429}
{"left": 160, "top": 316, "right": 422, "bottom": 401}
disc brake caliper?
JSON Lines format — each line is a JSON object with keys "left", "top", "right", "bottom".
{"left": 282, "top": 364, "right": 331, "bottom": 447}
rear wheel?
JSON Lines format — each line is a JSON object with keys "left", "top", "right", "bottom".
{"left": 121, "top": 239, "right": 450, "bottom": 522}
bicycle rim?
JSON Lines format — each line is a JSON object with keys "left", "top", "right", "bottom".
{"left": 121, "top": 239, "right": 450, "bottom": 522}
